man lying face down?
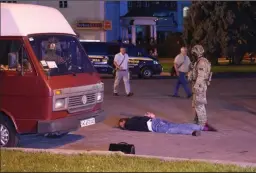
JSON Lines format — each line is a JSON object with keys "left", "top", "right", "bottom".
{"left": 118, "top": 112, "right": 203, "bottom": 136}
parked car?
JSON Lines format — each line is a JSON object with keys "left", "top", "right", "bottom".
{"left": 81, "top": 42, "right": 163, "bottom": 79}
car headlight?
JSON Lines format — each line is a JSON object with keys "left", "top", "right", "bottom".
{"left": 153, "top": 60, "right": 159, "bottom": 64}
{"left": 55, "top": 99, "right": 65, "bottom": 109}
{"left": 96, "top": 92, "right": 103, "bottom": 102}
{"left": 102, "top": 59, "right": 108, "bottom": 64}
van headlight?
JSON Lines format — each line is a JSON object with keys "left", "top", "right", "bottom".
{"left": 96, "top": 92, "right": 103, "bottom": 102}
{"left": 153, "top": 60, "right": 159, "bottom": 64}
{"left": 55, "top": 99, "right": 65, "bottom": 109}
{"left": 97, "top": 82, "right": 104, "bottom": 91}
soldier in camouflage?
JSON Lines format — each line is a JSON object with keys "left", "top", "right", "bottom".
{"left": 188, "top": 45, "right": 215, "bottom": 131}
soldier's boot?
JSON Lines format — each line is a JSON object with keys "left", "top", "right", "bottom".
{"left": 203, "top": 122, "right": 217, "bottom": 132}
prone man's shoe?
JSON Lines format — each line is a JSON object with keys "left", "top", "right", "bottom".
{"left": 192, "top": 130, "right": 201, "bottom": 136}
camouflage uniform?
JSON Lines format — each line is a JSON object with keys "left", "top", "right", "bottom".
{"left": 188, "top": 45, "right": 212, "bottom": 127}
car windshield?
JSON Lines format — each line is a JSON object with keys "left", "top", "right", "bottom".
{"left": 125, "top": 45, "right": 149, "bottom": 57}
{"left": 81, "top": 42, "right": 108, "bottom": 56}
{"left": 29, "top": 34, "right": 95, "bottom": 76}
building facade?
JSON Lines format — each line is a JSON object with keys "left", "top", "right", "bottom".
{"left": 0, "top": 1, "right": 191, "bottom": 44}
{"left": 121, "top": 1, "right": 191, "bottom": 44}
{"left": 1, "top": 0, "right": 111, "bottom": 42}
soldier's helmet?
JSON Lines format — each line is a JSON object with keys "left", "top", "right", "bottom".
{"left": 191, "top": 45, "right": 204, "bottom": 57}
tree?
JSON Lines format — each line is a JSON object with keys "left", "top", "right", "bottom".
{"left": 183, "top": 1, "right": 256, "bottom": 65}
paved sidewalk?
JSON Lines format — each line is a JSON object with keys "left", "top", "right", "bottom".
{"left": 18, "top": 78, "right": 256, "bottom": 164}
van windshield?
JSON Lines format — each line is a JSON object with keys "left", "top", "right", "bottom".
{"left": 29, "top": 34, "right": 95, "bottom": 76}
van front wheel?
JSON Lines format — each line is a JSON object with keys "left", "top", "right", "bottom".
{"left": 0, "top": 116, "right": 19, "bottom": 147}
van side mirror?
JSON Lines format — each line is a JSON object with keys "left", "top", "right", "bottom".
{"left": 8, "top": 53, "right": 18, "bottom": 69}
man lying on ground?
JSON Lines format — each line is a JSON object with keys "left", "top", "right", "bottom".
{"left": 118, "top": 112, "right": 203, "bottom": 136}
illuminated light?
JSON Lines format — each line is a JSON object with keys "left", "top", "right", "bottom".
{"left": 55, "top": 90, "right": 62, "bottom": 95}
{"left": 80, "top": 39, "right": 100, "bottom": 42}
{"left": 183, "top": 7, "right": 189, "bottom": 17}
{"left": 55, "top": 99, "right": 65, "bottom": 109}
{"left": 96, "top": 92, "right": 103, "bottom": 101}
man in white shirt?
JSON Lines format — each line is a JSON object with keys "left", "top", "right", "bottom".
{"left": 113, "top": 47, "right": 133, "bottom": 97}
{"left": 172, "top": 47, "right": 192, "bottom": 98}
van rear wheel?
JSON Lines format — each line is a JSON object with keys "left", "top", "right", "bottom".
{"left": 0, "top": 115, "right": 19, "bottom": 147}
{"left": 44, "top": 132, "right": 69, "bottom": 138}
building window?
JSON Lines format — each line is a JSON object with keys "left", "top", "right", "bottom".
{"left": 144, "top": 1, "right": 149, "bottom": 7}
{"left": 137, "top": 1, "right": 141, "bottom": 8}
{"left": 128, "top": 1, "right": 132, "bottom": 8}
{"left": 183, "top": 7, "right": 189, "bottom": 17}
{"left": 0, "top": 1, "right": 17, "bottom": 3}
{"left": 59, "top": 1, "right": 68, "bottom": 8}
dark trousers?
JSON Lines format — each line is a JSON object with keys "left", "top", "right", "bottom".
{"left": 173, "top": 72, "right": 192, "bottom": 97}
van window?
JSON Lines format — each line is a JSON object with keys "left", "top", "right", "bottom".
{"left": 107, "top": 44, "right": 120, "bottom": 55}
{"left": 0, "top": 40, "right": 32, "bottom": 72}
{"left": 81, "top": 42, "right": 108, "bottom": 55}
{"left": 81, "top": 43, "right": 120, "bottom": 56}
{"left": 124, "top": 45, "right": 149, "bottom": 57}
{"left": 29, "top": 35, "right": 95, "bottom": 76}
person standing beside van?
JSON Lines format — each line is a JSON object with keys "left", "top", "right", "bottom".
{"left": 172, "top": 47, "right": 192, "bottom": 98}
{"left": 113, "top": 47, "right": 133, "bottom": 97}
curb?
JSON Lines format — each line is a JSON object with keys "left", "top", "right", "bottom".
{"left": 3, "top": 148, "right": 256, "bottom": 168}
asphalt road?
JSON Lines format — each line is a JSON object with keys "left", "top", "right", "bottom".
{"left": 20, "top": 77, "right": 256, "bottom": 163}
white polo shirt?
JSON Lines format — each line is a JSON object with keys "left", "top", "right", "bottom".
{"left": 114, "top": 53, "right": 129, "bottom": 70}
{"left": 174, "top": 54, "right": 191, "bottom": 73}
